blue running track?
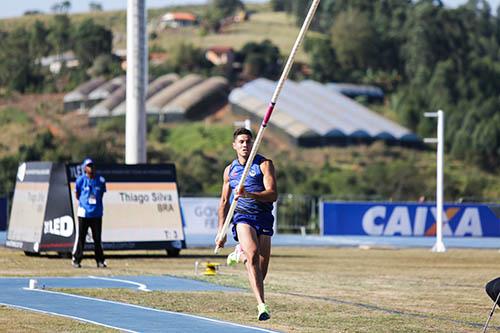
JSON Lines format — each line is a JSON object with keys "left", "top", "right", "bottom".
{"left": 0, "top": 276, "right": 277, "bottom": 333}
{"left": 1, "top": 230, "right": 498, "bottom": 332}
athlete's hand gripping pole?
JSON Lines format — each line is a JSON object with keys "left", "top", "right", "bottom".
{"left": 214, "top": 0, "right": 321, "bottom": 254}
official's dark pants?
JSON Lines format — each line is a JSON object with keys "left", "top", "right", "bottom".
{"left": 72, "top": 217, "right": 105, "bottom": 264}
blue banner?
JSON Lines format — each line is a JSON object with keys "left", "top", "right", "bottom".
{"left": 321, "top": 201, "right": 500, "bottom": 237}
{"left": 0, "top": 197, "right": 7, "bottom": 231}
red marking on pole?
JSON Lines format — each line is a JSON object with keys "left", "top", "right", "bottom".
{"left": 262, "top": 103, "right": 275, "bottom": 126}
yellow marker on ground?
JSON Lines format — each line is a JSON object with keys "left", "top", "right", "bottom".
{"left": 203, "top": 262, "right": 220, "bottom": 276}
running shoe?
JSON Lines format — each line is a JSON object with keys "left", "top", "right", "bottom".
{"left": 226, "top": 244, "right": 243, "bottom": 266}
{"left": 257, "top": 303, "right": 270, "bottom": 321}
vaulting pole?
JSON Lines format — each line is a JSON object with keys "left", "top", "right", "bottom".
{"left": 215, "top": 0, "right": 322, "bottom": 253}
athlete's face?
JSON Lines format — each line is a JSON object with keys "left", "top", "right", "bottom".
{"left": 233, "top": 134, "right": 253, "bottom": 158}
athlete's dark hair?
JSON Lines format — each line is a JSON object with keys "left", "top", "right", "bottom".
{"left": 233, "top": 127, "right": 253, "bottom": 141}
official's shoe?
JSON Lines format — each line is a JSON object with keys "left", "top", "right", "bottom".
{"left": 97, "top": 261, "right": 107, "bottom": 268}
{"left": 257, "top": 303, "right": 270, "bottom": 321}
{"left": 227, "top": 244, "right": 243, "bottom": 266}
{"left": 72, "top": 261, "right": 81, "bottom": 268}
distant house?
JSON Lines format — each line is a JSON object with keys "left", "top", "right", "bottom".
{"left": 150, "top": 52, "right": 168, "bottom": 65}
{"left": 205, "top": 46, "right": 234, "bottom": 66}
{"left": 160, "top": 12, "right": 198, "bottom": 29}
{"left": 39, "top": 51, "right": 79, "bottom": 74}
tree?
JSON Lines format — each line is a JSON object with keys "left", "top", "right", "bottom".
{"left": 24, "top": 10, "right": 43, "bottom": 16}
{"left": 330, "top": 9, "right": 378, "bottom": 70}
{"left": 303, "top": 36, "right": 342, "bottom": 82}
{"left": 61, "top": 1, "right": 71, "bottom": 13}
{"left": 51, "top": 1, "right": 71, "bottom": 14}
{"left": 270, "top": 0, "right": 286, "bottom": 11}
{"left": 29, "top": 21, "right": 50, "bottom": 59}
{"left": 166, "top": 43, "right": 212, "bottom": 74}
{"left": 238, "top": 40, "right": 281, "bottom": 80}
{"left": 210, "top": 0, "right": 244, "bottom": 18}
{"left": 89, "top": 2, "right": 103, "bottom": 12}
{"left": 0, "top": 28, "right": 42, "bottom": 92}
{"left": 72, "top": 19, "right": 112, "bottom": 68}
{"left": 47, "top": 15, "right": 72, "bottom": 55}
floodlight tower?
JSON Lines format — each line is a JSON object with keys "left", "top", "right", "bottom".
{"left": 125, "top": 0, "right": 148, "bottom": 164}
{"left": 424, "top": 110, "right": 446, "bottom": 253}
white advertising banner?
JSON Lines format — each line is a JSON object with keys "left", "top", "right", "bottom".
{"left": 180, "top": 197, "right": 278, "bottom": 239}
{"left": 180, "top": 197, "right": 220, "bottom": 236}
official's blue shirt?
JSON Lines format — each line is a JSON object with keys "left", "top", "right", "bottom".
{"left": 229, "top": 154, "right": 274, "bottom": 216}
{"left": 75, "top": 174, "right": 106, "bottom": 218}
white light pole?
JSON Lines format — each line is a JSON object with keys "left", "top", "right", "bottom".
{"left": 424, "top": 110, "right": 446, "bottom": 253}
{"left": 125, "top": 0, "right": 148, "bottom": 164}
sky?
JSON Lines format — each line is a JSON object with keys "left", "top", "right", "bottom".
{"left": 0, "top": 0, "right": 498, "bottom": 19}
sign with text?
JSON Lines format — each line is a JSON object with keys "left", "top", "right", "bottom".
{"left": 67, "top": 163, "right": 185, "bottom": 248}
{"left": 7, "top": 162, "right": 75, "bottom": 253}
{"left": 181, "top": 197, "right": 220, "bottom": 236}
{"left": 321, "top": 201, "right": 500, "bottom": 237}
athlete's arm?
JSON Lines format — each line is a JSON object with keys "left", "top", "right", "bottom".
{"left": 238, "top": 160, "right": 278, "bottom": 202}
{"left": 216, "top": 165, "right": 231, "bottom": 248}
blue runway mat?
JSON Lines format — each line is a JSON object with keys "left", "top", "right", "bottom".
{"left": 0, "top": 276, "right": 240, "bottom": 292}
{"left": 0, "top": 276, "right": 276, "bottom": 333}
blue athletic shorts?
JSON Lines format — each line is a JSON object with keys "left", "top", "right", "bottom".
{"left": 231, "top": 213, "right": 274, "bottom": 241}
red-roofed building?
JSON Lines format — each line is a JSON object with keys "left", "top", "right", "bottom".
{"left": 161, "top": 12, "right": 198, "bottom": 28}
{"left": 205, "top": 46, "right": 234, "bottom": 66}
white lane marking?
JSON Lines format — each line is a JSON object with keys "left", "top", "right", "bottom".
{"left": 88, "top": 275, "right": 151, "bottom": 292}
{"left": 22, "top": 288, "right": 279, "bottom": 333}
{"left": 0, "top": 301, "right": 138, "bottom": 333}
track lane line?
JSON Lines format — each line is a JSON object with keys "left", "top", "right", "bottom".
{"left": 0, "top": 301, "right": 138, "bottom": 333}
{"left": 22, "top": 288, "right": 278, "bottom": 333}
{"left": 88, "top": 275, "right": 151, "bottom": 291}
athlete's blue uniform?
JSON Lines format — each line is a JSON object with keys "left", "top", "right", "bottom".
{"left": 229, "top": 154, "right": 274, "bottom": 240}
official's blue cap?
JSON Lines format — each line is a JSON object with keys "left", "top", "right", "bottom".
{"left": 82, "top": 158, "right": 94, "bottom": 167}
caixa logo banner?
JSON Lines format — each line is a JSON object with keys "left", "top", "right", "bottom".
{"left": 321, "top": 202, "right": 500, "bottom": 237}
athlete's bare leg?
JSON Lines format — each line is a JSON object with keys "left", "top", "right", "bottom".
{"left": 237, "top": 223, "right": 265, "bottom": 304}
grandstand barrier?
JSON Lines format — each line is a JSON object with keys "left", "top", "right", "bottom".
{"left": 320, "top": 201, "right": 500, "bottom": 237}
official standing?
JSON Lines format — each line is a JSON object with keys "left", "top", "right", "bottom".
{"left": 72, "top": 158, "right": 107, "bottom": 268}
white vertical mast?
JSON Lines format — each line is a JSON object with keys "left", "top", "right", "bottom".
{"left": 126, "top": 0, "right": 148, "bottom": 164}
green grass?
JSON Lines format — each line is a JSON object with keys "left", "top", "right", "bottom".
{"left": 0, "top": 107, "right": 31, "bottom": 125}
{"left": 149, "top": 10, "right": 311, "bottom": 62}
{"left": 1, "top": 246, "right": 499, "bottom": 332}
{"left": 162, "top": 123, "right": 234, "bottom": 155}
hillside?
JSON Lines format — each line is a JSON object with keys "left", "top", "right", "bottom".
{"left": 0, "top": 91, "right": 498, "bottom": 202}
{"left": 0, "top": 4, "right": 310, "bottom": 63}
{"left": 0, "top": 3, "right": 498, "bottom": 202}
